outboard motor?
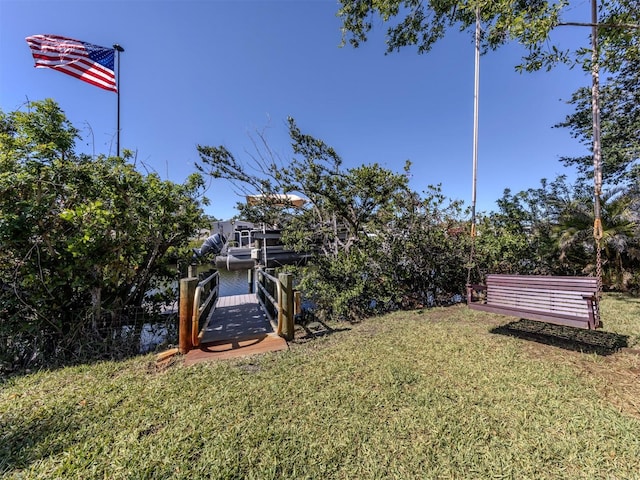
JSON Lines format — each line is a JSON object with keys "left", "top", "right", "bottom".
{"left": 193, "top": 233, "right": 226, "bottom": 258}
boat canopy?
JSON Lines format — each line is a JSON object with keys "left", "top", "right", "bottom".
{"left": 246, "top": 194, "right": 306, "bottom": 208}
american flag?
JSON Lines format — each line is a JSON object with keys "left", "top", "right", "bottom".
{"left": 26, "top": 34, "right": 117, "bottom": 93}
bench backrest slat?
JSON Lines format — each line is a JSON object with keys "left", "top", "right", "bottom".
{"left": 486, "top": 274, "right": 598, "bottom": 291}
{"left": 487, "top": 286, "right": 595, "bottom": 300}
{"left": 486, "top": 294, "right": 590, "bottom": 317}
{"left": 468, "top": 274, "right": 600, "bottom": 329}
{"left": 484, "top": 275, "right": 597, "bottom": 318}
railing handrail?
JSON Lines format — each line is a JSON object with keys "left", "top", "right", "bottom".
{"left": 255, "top": 267, "right": 294, "bottom": 340}
{"left": 256, "top": 268, "right": 281, "bottom": 333}
{"left": 179, "top": 268, "right": 293, "bottom": 353}
{"left": 191, "top": 271, "right": 219, "bottom": 346}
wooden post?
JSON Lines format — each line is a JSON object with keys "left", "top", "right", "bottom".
{"left": 294, "top": 290, "right": 302, "bottom": 320}
{"left": 266, "top": 268, "right": 275, "bottom": 297}
{"left": 256, "top": 269, "right": 263, "bottom": 304}
{"left": 188, "top": 264, "right": 198, "bottom": 279}
{"left": 278, "top": 272, "right": 294, "bottom": 341}
{"left": 247, "top": 268, "right": 254, "bottom": 294}
{"left": 179, "top": 277, "right": 198, "bottom": 354}
{"left": 276, "top": 272, "right": 283, "bottom": 337}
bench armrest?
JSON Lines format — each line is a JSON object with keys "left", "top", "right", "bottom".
{"left": 466, "top": 283, "right": 486, "bottom": 304}
{"left": 466, "top": 283, "right": 486, "bottom": 293}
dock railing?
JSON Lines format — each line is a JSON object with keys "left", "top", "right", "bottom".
{"left": 192, "top": 270, "right": 219, "bottom": 347}
{"left": 178, "top": 268, "right": 219, "bottom": 353}
{"left": 256, "top": 268, "right": 294, "bottom": 341}
{"left": 178, "top": 267, "right": 294, "bottom": 355}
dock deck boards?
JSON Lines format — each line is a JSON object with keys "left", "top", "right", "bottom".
{"left": 184, "top": 293, "right": 288, "bottom": 366}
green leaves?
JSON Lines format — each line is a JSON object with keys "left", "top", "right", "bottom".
{"left": 472, "top": 176, "right": 640, "bottom": 290}
{"left": 0, "top": 100, "right": 208, "bottom": 372}
{"left": 197, "top": 118, "right": 471, "bottom": 319}
{"left": 337, "top": 0, "right": 565, "bottom": 66}
{"left": 1, "top": 99, "right": 79, "bottom": 162}
{"left": 556, "top": 55, "right": 640, "bottom": 186}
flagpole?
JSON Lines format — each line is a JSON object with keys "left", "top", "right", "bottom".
{"left": 113, "top": 44, "right": 124, "bottom": 157}
{"left": 467, "top": 2, "right": 481, "bottom": 285}
{"left": 471, "top": 3, "right": 480, "bottom": 237}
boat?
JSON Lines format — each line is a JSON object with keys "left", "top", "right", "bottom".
{"left": 212, "top": 224, "right": 312, "bottom": 271}
{"left": 202, "top": 195, "right": 313, "bottom": 271}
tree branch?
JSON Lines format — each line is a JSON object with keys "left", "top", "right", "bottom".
{"left": 556, "top": 22, "right": 640, "bottom": 30}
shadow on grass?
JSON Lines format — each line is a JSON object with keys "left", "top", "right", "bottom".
{"left": 293, "top": 317, "right": 351, "bottom": 343}
{"left": 0, "top": 404, "right": 83, "bottom": 474}
{"left": 1, "top": 311, "right": 178, "bottom": 381}
{"left": 490, "top": 319, "right": 630, "bottom": 356}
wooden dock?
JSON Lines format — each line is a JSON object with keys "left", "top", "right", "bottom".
{"left": 184, "top": 293, "right": 288, "bottom": 366}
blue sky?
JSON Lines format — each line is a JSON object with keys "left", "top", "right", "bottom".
{"left": 1, "top": 0, "right": 595, "bottom": 220}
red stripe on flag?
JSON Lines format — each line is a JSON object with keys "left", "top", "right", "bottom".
{"left": 26, "top": 34, "right": 117, "bottom": 93}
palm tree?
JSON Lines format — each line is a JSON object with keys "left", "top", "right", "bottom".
{"left": 554, "top": 187, "right": 640, "bottom": 290}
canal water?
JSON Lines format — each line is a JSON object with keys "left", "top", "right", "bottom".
{"left": 218, "top": 268, "right": 253, "bottom": 296}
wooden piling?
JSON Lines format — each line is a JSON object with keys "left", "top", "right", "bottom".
{"left": 278, "top": 272, "right": 294, "bottom": 341}
{"left": 188, "top": 264, "right": 198, "bottom": 279}
{"left": 248, "top": 268, "right": 254, "bottom": 293}
{"left": 294, "top": 290, "right": 302, "bottom": 317}
{"left": 179, "top": 277, "right": 198, "bottom": 354}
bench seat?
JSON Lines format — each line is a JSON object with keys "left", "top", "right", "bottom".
{"left": 467, "top": 274, "right": 600, "bottom": 330}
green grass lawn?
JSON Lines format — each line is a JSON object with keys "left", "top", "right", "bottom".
{"left": 2, "top": 294, "right": 640, "bottom": 479}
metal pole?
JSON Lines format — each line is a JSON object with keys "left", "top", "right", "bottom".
{"left": 471, "top": 3, "right": 480, "bottom": 236}
{"left": 467, "top": 3, "right": 480, "bottom": 286}
{"left": 113, "top": 44, "right": 124, "bottom": 157}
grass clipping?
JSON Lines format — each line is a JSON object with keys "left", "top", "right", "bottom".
{"left": 1, "top": 294, "right": 640, "bottom": 479}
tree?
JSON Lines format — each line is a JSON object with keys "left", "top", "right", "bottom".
{"left": 337, "top": 0, "right": 640, "bottom": 184}
{"left": 197, "top": 118, "right": 411, "bottom": 318}
{"left": 554, "top": 185, "right": 640, "bottom": 290}
{"left": 337, "top": 0, "right": 639, "bottom": 189}
{"left": 373, "top": 185, "right": 470, "bottom": 308}
{"left": 338, "top": 0, "right": 640, "bottom": 291}
{"left": 469, "top": 175, "right": 640, "bottom": 290}
{"left": 474, "top": 185, "right": 554, "bottom": 276}
{"left": 0, "top": 98, "right": 78, "bottom": 162}
{"left": 548, "top": 0, "right": 640, "bottom": 189}
{"left": 555, "top": 33, "right": 640, "bottom": 185}
{"left": 197, "top": 118, "right": 471, "bottom": 319}
{"left": 0, "top": 100, "right": 207, "bottom": 372}
{"left": 338, "top": 1, "right": 638, "bottom": 70}
{"left": 337, "top": 0, "right": 564, "bottom": 69}
{"left": 472, "top": 176, "right": 591, "bottom": 277}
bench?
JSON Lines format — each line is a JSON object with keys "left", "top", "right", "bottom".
{"left": 467, "top": 274, "right": 601, "bottom": 330}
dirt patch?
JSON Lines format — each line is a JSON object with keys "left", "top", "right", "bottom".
{"left": 150, "top": 348, "right": 183, "bottom": 374}
{"left": 233, "top": 359, "right": 263, "bottom": 374}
